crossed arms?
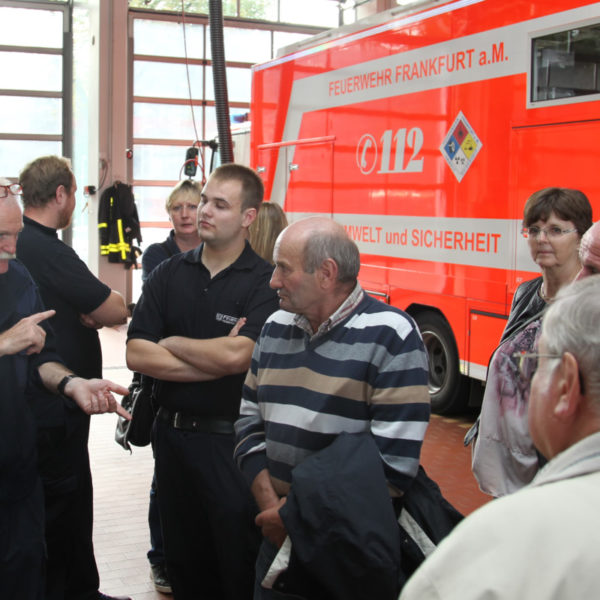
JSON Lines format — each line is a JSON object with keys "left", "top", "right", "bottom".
{"left": 126, "top": 317, "right": 250, "bottom": 383}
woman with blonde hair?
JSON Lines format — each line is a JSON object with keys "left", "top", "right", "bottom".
{"left": 249, "top": 201, "right": 288, "bottom": 264}
{"left": 142, "top": 179, "right": 203, "bottom": 280}
{"left": 139, "top": 179, "right": 204, "bottom": 593}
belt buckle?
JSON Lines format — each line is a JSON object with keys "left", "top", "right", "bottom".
{"left": 173, "top": 412, "right": 183, "bottom": 429}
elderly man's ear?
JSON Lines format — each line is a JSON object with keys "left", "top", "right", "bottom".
{"left": 553, "top": 352, "right": 582, "bottom": 421}
{"left": 317, "top": 258, "right": 339, "bottom": 289}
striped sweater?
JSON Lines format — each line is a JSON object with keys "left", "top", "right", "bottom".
{"left": 234, "top": 290, "right": 430, "bottom": 495}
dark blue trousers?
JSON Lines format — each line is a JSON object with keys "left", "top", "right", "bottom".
{"left": 37, "top": 416, "right": 99, "bottom": 600}
{"left": 0, "top": 478, "right": 45, "bottom": 600}
{"left": 154, "top": 418, "right": 260, "bottom": 600}
{"left": 147, "top": 470, "right": 165, "bottom": 566}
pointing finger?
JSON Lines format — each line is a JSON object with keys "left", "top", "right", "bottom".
{"left": 115, "top": 402, "right": 132, "bottom": 420}
{"left": 30, "top": 309, "right": 56, "bottom": 324}
{"left": 105, "top": 382, "right": 131, "bottom": 397}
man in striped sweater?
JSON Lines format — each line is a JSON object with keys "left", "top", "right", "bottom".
{"left": 234, "top": 217, "right": 430, "bottom": 598}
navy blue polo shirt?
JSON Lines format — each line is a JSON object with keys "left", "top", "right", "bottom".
{"left": 141, "top": 229, "right": 180, "bottom": 282}
{"left": 0, "top": 260, "right": 63, "bottom": 502}
{"left": 127, "top": 241, "right": 279, "bottom": 419}
{"left": 17, "top": 216, "right": 111, "bottom": 380}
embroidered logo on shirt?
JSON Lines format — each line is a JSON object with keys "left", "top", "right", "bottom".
{"left": 216, "top": 312, "right": 239, "bottom": 326}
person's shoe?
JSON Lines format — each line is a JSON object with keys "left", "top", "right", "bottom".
{"left": 150, "top": 563, "right": 173, "bottom": 594}
{"left": 98, "top": 593, "right": 132, "bottom": 600}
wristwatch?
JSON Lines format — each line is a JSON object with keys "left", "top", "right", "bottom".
{"left": 57, "top": 374, "right": 77, "bottom": 398}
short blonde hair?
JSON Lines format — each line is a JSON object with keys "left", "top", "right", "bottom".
{"left": 166, "top": 179, "right": 202, "bottom": 213}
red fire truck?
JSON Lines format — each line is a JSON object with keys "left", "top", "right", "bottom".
{"left": 249, "top": 0, "right": 600, "bottom": 413}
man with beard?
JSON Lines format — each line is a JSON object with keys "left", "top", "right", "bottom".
{"left": 16, "top": 156, "right": 130, "bottom": 600}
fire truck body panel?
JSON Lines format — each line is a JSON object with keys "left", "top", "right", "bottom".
{"left": 250, "top": 0, "right": 600, "bottom": 412}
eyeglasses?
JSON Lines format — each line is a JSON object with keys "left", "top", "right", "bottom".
{"left": 513, "top": 350, "right": 587, "bottom": 394}
{"left": 521, "top": 226, "right": 577, "bottom": 239}
{"left": 512, "top": 351, "right": 562, "bottom": 378}
{"left": 0, "top": 183, "right": 22, "bottom": 198}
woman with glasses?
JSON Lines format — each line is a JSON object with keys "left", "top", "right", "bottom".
{"left": 504, "top": 188, "right": 592, "bottom": 338}
{"left": 469, "top": 187, "right": 592, "bottom": 497}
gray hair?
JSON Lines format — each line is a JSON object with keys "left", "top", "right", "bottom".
{"left": 543, "top": 275, "right": 600, "bottom": 400}
{"left": 303, "top": 230, "right": 360, "bottom": 284}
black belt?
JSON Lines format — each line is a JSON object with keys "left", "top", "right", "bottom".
{"left": 157, "top": 407, "right": 234, "bottom": 434}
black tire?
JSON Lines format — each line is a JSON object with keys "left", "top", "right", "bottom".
{"left": 413, "top": 310, "right": 469, "bottom": 415}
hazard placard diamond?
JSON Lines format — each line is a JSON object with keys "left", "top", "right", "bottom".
{"left": 440, "top": 112, "right": 482, "bottom": 182}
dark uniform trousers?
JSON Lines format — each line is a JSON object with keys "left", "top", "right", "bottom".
{"left": 154, "top": 418, "right": 260, "bottom": 600}
{"left": 0, "top": 478, "right": 45, "bottom": 600}
{"left": 37, "top": 412, "right": 99, "bottom": 600}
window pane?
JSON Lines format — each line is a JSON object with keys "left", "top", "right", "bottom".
{"left": 134, "top": 61, "right": 204, "bottom": 99}
{"left": 222, "top": 0, "right": 238, "bottom": 17}
{"left": 0, "top": 7, "right": 63, "bottom": 48}
{"left": 133, "top": 144, "right": 190, "bottom": 180}
{"left": 0, "top": 97, "right": 62, "bottom": 135}
{"left": 204, "top": 106, "right": 218, "bottom": 142}
{"left": 133, "top": 18, "right": 205, "bottom": 59}
{"left": 241, "top": 0, "right": 277, "bottom": 21}
{"left": 3, "top": 52, "right": 62, "bottom": 92}
{"left": 0, "top": 141, "right": 62, "bottom": 179}
{"left": 205, "top": 66, "right": 251, "bottom": 102}
{"left": 204, "top": 106, "right": 249, "bottom": 141}
{"left": 206, "top": 27, "right": 271, "bottom": 63}
{"left": 274, "top": 31, "right": 313, "bottom": 56}
{"left": 72, "top": 6, "right": 92, "bottom": 261}
{"left": 532, "top": 24, "right": 600, "bottom": 102}
{"left": 129, "top": 0, "right": 209, "bottom": 13}
{"left": 134, "top": 186, "right": 173, "bottom": 221}
{"left": 280, "top": 0, "right": 338, "bottom": 27}
{"left": 134, "top": 102, "right": 203, "bottom": 141}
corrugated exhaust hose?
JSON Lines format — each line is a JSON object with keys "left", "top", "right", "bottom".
{"left": 209, "top": 0, "right": 234, "bottom": 164}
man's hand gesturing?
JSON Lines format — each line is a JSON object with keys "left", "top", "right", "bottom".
{"left": 0, "top": 309, "right": 56, "bottom": 357}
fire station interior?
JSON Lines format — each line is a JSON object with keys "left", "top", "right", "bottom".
{"left": 7, "top": 0, "right": 588, "bottom": 597}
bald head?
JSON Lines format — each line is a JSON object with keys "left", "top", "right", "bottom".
{"left": 577, "top": 221, "right": 600, "bottom": 280}
{"left": 0, "top": 178, "right": 23, "bottom": 274}
{"left": 276, "top": 217, "right": 360, "bottom": 284}
{"left": 270, "top": 217, "right": 360, "bottom": 327}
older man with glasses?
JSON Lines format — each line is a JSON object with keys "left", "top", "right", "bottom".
{"left": 401, "top": 275, "right": 600, "bottom": 600}
{"left": 0, "top": 178, "right": 130, "bottom": 600}
{"left": 15, "top": 156, "right": 132, "bottom": 600}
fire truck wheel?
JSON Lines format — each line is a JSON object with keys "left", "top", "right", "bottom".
{"left": 414, "top": 311, "right": 468, "bottom": 415}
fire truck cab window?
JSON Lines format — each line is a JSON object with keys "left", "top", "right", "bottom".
{"left": 532, "top": 23, "right": 600, "bottom": 102}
